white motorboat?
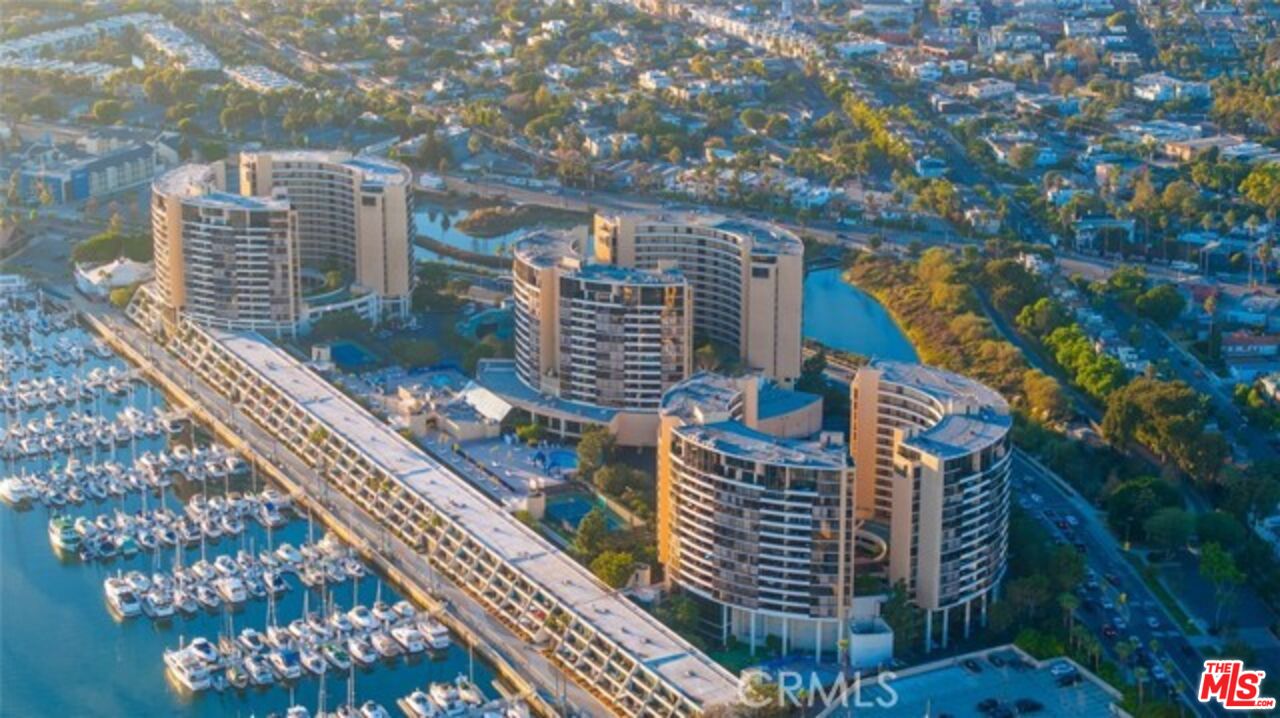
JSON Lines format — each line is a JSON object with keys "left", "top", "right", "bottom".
{"left": 164, "top": 647, "right": 212, "bottom": 693}
{"left": 104, "top": 576, "right": 142, "bottom": 618}
{"left": 188, "top": 637, "right": 218, "bottom": 664}
{"left": 214, "top": 576, "right": 248, "bottom": 604}
{"left": 348, "top": 605, "right": 378, "bottom": 631}
{"left": 348, "top": 635, "right": 378, "bottom": 666}
{"left": 391, "top": 625, "right": 426, "bottom": 654}
{"left": 371, "top": 631, "right": 401, "bottom": 658}
{"left": 300, "top": 646, "right": 328, "bottom": 676}
{"left": 0, "top": 477, "right": 35, "bottom": 505}
{"left": 245, "top": 655, "right": 275, "bottom": 686}
{"left": 269, "top": 648, "right": 303, "bottom": 680}
{"left": 393, "top": 600, "right": 417, "bottom": 621}
{"left": 421, "top": 618, "right": 451, "bottom": 651}
{"left": 397, "top": 690, "right": 441, "bottom": 718}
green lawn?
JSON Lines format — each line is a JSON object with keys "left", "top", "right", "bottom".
{"left": 1123, "top": 553, "right": 1201, "bottom": 636}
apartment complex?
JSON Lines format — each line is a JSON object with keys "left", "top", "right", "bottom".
{"left": 238, "top": 150, "right": 415, "bottom": 317}
{"left": 131, "top": 314, "right": 739, "bottom": 717}
{"left": 150, "top": 151, "right": 414, "bottom": 335}
{"left": 490, "top": 232, "right": 692, "bottom": 445}
{"left": 151, "top": 163, "right": 301, "bottom": 335}
{"left": 657, "top": 373, "right": 892, "bottom": 664}
{"left": 850, "top": 360, "right": 1012, "bottom": 650}
{"left": 593, "top": 213, "right": 804, "bottom": 386}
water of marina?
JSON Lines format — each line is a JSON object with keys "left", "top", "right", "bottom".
{"left": 1, "top": 297, "right": 500, "bottom": 717}
{"left": 802, "top": 267, "right": 918, "bottom": 362}
{"left": 412, "top": 205, "right": 528, "bottom": 263}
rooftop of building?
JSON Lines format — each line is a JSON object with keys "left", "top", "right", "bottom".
{"left": 475, "top": 359, "right": 621, "bottom": 423}
{"left": 870, "top": 359, "right": 1011, "bottom": 459}
{"left": 845, "top": 646, "right": 1120, "bottom": 718}
{"left": 676, "top": 419, "right": 847, "bottom": 470}
{"left": 661, "top": 371, "right": 821, "bottom": 424}
{"left": 154, "top": 164, "right": 290, "bottom": 212}
{"left": 516, "top": 232, "right": 685, "bottom": 286}
{"left": 619, "top": 212, "right": 805, "bottom": 256}
{"left": 204, "top": 330, "right": 738, "bottom": 708}
{"left": 245, "top": 149, "right": 411, "bottom": 186}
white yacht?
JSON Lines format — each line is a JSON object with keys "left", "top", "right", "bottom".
{"left": 214, "top": 576, "right": 248, "bottom": 604}
{"left": 391, "top": 625, "right": 426, "bottom": 654}
{"left": 164, "top": 647, "right": 212, "bottom": 692}
{"left": 103, "top": 576, "right": 142, "bottom": 618}
{"left": 421, "top": 618, "right": 451, "bottom": 651}
{"left": 0, "top": 477, "right": 35, "bottom": 505}
{"left": 397, "top": 690, "right": 441, "bottom": 718}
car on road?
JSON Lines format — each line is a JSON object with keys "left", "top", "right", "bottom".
{"left": 962, "top": 658, "right": 983, "bottom": 673}
{"left": 1101, "top": 624, "right": 1118, "bottom": 638}
{"left": 1015, "top": 698, "right": 1044, "bottom": 714}
{"left": 1147, "top": 616, "right": 1160, "bottom": 629}
{"left": 1049, "top": 661, "right": 1074, "bottom": 676}
{"left": 1105, "top": 573, "right": 1121, "bottom": 587}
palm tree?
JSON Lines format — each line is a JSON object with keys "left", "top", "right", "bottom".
{"left": 1259, "top": 241, "right": 1273, "bottom": 286}
{"left": 1115, "top": 640, "right": 1134, "bottom": 667}
{"left": 1134, "top": 666, "right": 1150, "bottom": 705}
{"left": 1058, "top": 592, "right": 1080, "bottom": 631}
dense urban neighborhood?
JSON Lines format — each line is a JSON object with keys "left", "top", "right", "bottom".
{"left": 2, "top": 0, "right": 1280, "bottom": 717}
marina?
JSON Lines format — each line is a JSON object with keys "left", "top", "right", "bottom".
{"left": 0, "top": 288, "right": 516, "bottom": 717}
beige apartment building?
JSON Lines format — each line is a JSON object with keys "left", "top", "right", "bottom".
{"left": 656, "top": 372, "right": 894, "bottom": 665}
{"left": 151, "top": 163, "right": 301, "bottom": 335}
{"left": 483, "top": 232, "right": 692, "bottom": 445}
{"left": 850, "top": 360, "right": 1012, "bottom": 651}
{"left": 238, "top": 150, "right": 414, "bottom": 316}
{"left": 593, "top": 213, "right": 804, "bottom": 386}
{"left": 150, "top": 151, "right": 414, "bottom": 335}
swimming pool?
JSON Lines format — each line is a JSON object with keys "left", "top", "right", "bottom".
{"left": 547, "top": 449, "right": 578, "bottom": 472}
{"left": 329, "top": 341, "right": 378, "bottom": 370}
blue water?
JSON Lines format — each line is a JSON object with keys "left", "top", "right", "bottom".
{"left": 546, "top": 450, "right": 577, "bottom": 472}
{"left": 329, "top": 341, "right": 378, "bottom": 371}
{"left": 412, "top": 206, "right": 528, "bottom": 263}
{"left": 802, "top": 268, "right": 918, "bottom": 362}
{"left": 0, "top": 312, "right": 499, "bottom": 716}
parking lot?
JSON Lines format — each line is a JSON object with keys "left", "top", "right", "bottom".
{"left": 829, "top": 648, "right": 1119, "bottom": 717}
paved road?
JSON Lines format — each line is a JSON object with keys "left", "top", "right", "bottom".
{"left": 1015, "top": 451, "right": 1215, "bottom": 717}
{"left": 86, "top": 304, "right": 605, "bottom": 717}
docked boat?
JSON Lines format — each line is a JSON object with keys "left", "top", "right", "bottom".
{"left": 372, "top": 601, "right": 397, "bottom": 626}
{"left": 391, "top": 625, "right": 426, "bottom": 654}
{"left": 245, "top": 655, "right": 275, "bottom": 686}
{"left": 188, "top": 637, "right": 219, "bottom": 664}
{"left": 371, "top": 631, "right": 401, "bottom": 658}
{"left": 238, "top": 628, "right": 267, "bottom": 655}
{"left": 48, "top": 516, "right": 80, "bottom": 552}
{"left": 300, "top": 646, "right": 328, "bottom": 676}
{"left": 104, "top": 576, "right": 142, "bottom": 618}
{"left": 348, "top": 635, "right": 378, "bottom": 666}
{"left": 322, "top": 642, "right": 352, "bottom": 671}
{"left": 359, "top": 701, "right": 391, "bottom": 718}
{"left": 397, "top": 690, "right": 441, "bottom": 718}
{"left": 164, "top": 647, "right": 212, "bottom": 693}
{"left": 393, "top": 601, "right": 417, "bottom": 621}
{"left": 144, "top": 588, "right": 175, "bottom": 619}
{"left": 269, "top": 648, "right": 303, "bottom": 681}
{"left": 0, "top": 477, "right": 35, "bottom": 505}
{"left": 349, "top": 605, "right": 378, "bottom": 631}
{"left": 214, "top": 576, "right": 248, "bottom": 604}
{"left": 421, "top": 618, "right": 451, "bottom": 651}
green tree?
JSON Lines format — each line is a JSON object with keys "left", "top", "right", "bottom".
{"left": 1133, "top": 284, "right": 1187, "bottom": 327}
{"left": 1200, "top": 542, "right": 1243, "bottom": 631}
{"left": 574, "top": 507, "right": 608, "bottom": 559}
{"left": 590, "top": 550, "right": 636, "bottom": 588}
{"left": 1023, "top": 369, "right": 1069, "bottom": 421}
{"left": 1196, "top": 511, "right": 1245, "bottom": 547}
{"left": 1143, "top": 507, "right": 1192, "bottom": 553}
{"left": 576, "top": 426, "right": 616, "bottom": 478}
